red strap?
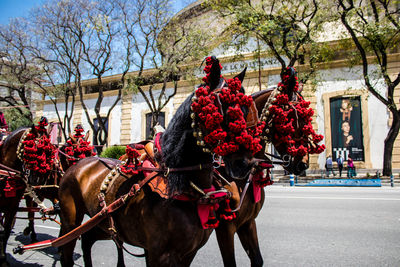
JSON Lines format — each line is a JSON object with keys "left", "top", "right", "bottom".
{"left": 154, "top": 132, "right": 163, "bottom": 153}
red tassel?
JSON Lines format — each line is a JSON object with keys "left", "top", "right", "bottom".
{"left": 219, "top": 199, "right": 236, "bottom": 221}
{"left": 4, "top": 180, "right": 16, "bottom": 198}
{"left": 204, "top": 206, "right": 219, "bottom": 229}
{"left": 253, "top": 170, "right": 274, "bottom": 187}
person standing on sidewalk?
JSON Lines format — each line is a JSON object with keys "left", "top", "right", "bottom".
{"left": 347, "top": 157, "right": 356, "bottom": 178}
{"left": 0, "top": 111, "right": 8, "bottom": 140}
{"left": 336, "top": 153, "right": 344, "bottom": 177}
{"left": 325, "top": 155, "right": 336, "bottom": 177}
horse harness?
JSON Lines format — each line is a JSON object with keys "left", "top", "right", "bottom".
{"left": 11, "top": 128, "right": 62, "bottom": 212}
{"left": 94, "top": 135, "right": 237, "bottom": 255}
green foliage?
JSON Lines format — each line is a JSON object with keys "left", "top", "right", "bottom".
{"left": 100, "top": 145, "right": 126, "bottom": 159}
{"left": 208, "top": 0, "right": 334, "bottom": 84}
{"left": 4, "top": 108, "right": 32, "bottom": 131}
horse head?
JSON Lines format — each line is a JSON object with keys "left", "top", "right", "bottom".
{"left": 59, "top": 126, "right": 96, "bottom": 171}
{"left": 0, "top": 128, "right": 27, "bottom": 170}
{"left": 254, "top": 67, "right": 325, "bottom": 175}
{"left": 220, "top": 67, "right": 256, "bottom": 179}
{"left": 162, "top": 56, "right": 261, "bottom": 194}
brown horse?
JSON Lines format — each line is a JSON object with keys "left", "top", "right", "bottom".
{"left": 0, "top": 121, "right": 92, "bottom": 266}
{"left": 215, "top": 67, "right": 325, "bottom": 266}
{"left": 0, "top": 124, "right": 62, "bottom": 267}
{"left": 0, "top": 128, "right": 28, "bottom": 267}
{"left": 22, "top": 127, "right": 94, "bottom": 243}
{"left": 56, "top": 58, "right": 258, "bottom": 267}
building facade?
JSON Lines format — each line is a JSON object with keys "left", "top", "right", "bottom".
{"left": 35, "top": 1, "right": 400, "bottom": 173}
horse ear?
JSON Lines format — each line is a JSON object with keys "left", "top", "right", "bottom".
{"left": 234, "top": 67, "right": 247, "bottom": 83}
{"left": 31, "top": 125, "right": 36, "bottom": 134}
{"left": 208, "top": 56, "right": 221, "bottom": 90}
{"left": 47, "top": 123, "right": 54, "bottom": 136}
{"left": 281, "top": 67, "right": 297, "bottom": 100}
{"left": 285, "top": 67, "right": 297, "bottom": 91}
{"left": 85, "top": 131, "right": 90, "bottom": 142}
{"left": 69, "top": 133, "right": 76, "bottom": 143}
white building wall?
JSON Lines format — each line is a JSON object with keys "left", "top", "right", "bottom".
{"left": 80, "top": 95, "right": 121, "bottom": 145}
{"left": 130, "top": 88, "right": 175, "bottom": 143}
{"left": 315, "top": 66, "right": 389, "bottom": 169}
{"left": 42, "top": 101, "right": 73, "bottom": 122}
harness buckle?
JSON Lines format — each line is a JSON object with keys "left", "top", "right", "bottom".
{"left": 282, "top": 154, "right": 291, "bottom": 167}
{"left": 164, "top": 167, "right": 170, "bottom": 177}
{"left": 212, "top": 154, "right": 222, "bottom": 169}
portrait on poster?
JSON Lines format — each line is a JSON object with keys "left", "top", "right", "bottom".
{"left": 330, "top": 97, "right": 364, "bottom": 161}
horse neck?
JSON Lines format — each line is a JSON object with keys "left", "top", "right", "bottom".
{"left": 252, "top": 89, "right": 274, "bottom": 117}
{"left": 161, "top": 94, "right": 214, "bottom": 194}
{"left": 0, "top": 128, "right": 26, "bottom": 171}
{"left": 59, "top": 143, "right": 74, "bottom": 172}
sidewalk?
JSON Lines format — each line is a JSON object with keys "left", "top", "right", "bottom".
{"left": 271, "top": 171, "right": 399, "bottom": 187}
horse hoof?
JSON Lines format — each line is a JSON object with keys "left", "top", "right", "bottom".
{"left": 23, "top": 227, "right": 31, "bottom": 236}
{"left": 30, "top": 236, "right": 38, "bottom": 243}
{"left": 0, "top": 258, "right": 9, "bottom": 267}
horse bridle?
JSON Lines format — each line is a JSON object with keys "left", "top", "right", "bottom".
{"left": 259, "top": 88, "right": 310, "bottom": 167}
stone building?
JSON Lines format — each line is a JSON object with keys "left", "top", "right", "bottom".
{"left": 35, "top": 1, "right": 400, "bottom": 173}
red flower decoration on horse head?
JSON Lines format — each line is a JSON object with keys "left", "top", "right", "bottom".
{"left": 264, "top": 67, "right": 325, "bottom": 158}
{"left": 191, "top": 56, "right": 264, "bottom": 156}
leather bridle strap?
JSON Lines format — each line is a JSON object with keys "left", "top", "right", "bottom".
{"left": 135, "top": 163, "right": 213, "bottom": 175}
{"left": 231, "top": 172, "right": 253, "bottom": 213}
{"left": 0, "top": 163, "right": 21, "bottom": 175}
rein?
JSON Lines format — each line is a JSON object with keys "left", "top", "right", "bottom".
{"left": 0, "top": 163, "right": 22, "bottom": 176}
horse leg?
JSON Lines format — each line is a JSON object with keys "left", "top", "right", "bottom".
{"left": 215, "top": 223, "right": 237, "bottom": 267}
{"left": 237, "top": 219, "right": 263, "bottom": 267}
{"left": 58, "top": 195, "right": 84, "bottom": 267}
{"left": 0, "top": 222, "right": 8, "bottom": 267}
{"left": 81, "top": 227, "right": 126, "bottom": 267}
{"left": 116, "top": 240, "right": 125, "bottom": 267}
{"left": 81, "top": 229, "right": 96, "bottom": 267}
{"left": 23, "top": 196, "right": 37, "bottom": 243}
{"left": 0, "top": 207, "right": 19, "bottom": 267}
{"left": 146, "top": 251, "right": 184, "bottom": 267}
{"left": 180, "top": 250, "right": 198, "bottom": 267}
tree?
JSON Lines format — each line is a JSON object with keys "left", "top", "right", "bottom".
{"left": 208, "top": 0, "right": 332, "bottom": 83}
{"left": 1, "top": 0, "right": 210, "bottom": 149}
{"left": 336, "top": 0, "right": 400, "bottom": 175}
{"left": 0, "top": 18, "right": 39, "bottom": 126}
{"left": 125, "top": 1, "right": 210, "bottom": 138}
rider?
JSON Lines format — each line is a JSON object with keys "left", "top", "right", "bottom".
{"left": 0, "top": 111, "right": 8, "bottom": 140}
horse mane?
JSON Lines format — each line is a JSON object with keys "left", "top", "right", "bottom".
{"left": 161, "top": 93, "right": 211, "bottom": 195}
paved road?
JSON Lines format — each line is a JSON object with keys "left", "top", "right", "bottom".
{"left": 6, "top": 186, "right": 400, "bottom": 266}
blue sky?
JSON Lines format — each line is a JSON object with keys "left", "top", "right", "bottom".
{"left": 0, "top": 0, "right": 191, "bottom": 25}
{"left": 0, "top": 0, "right": 42, "bottom": 25}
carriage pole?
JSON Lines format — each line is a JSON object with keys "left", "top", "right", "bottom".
{"left": 13, "top": 194, "right": 129, "bottom": 254}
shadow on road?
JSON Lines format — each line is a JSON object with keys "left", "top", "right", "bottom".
{"left": 10, "top": 232, "right": 82, "bottom": 266}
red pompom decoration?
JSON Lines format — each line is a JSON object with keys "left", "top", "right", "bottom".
{"left": 191, "top": 57, "right": 265, "bottom": 156}
{"left": 266, "top": 67, "right": 325, "bottom": 156}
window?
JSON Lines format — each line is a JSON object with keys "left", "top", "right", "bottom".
{"left": 145, "top": 112, "right": 165, "bottom": 139}
{"left": 49, "top": 122, "right": 62, "bottom": 144}
{"left": 93, "top": 117, "right": 108, "bottom": 147}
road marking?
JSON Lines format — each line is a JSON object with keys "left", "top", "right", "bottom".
{"left": 267, "top": 195, "right": 400, "bottom": 201}
{"left": 34, "top": 225, "right": 59, "bottom": 230}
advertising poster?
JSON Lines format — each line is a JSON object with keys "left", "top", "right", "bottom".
{"left": 330, "top": 97, "right": 364, "bottom": 161}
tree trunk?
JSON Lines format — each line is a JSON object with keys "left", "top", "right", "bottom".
{"left": 383, "top": 111, "right": 400, "bottom": 176}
